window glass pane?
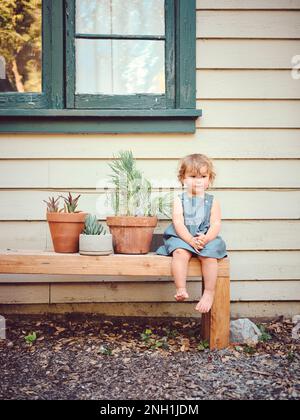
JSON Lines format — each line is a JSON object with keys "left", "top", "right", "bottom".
{"left": 0, "top": 0, "right": 42, "bottom": 93}
{"left": 76, "top": 0, "right": 165, "bottom": 36}
{"left": 76, "top": 39, "right": 165, "bottom": 94}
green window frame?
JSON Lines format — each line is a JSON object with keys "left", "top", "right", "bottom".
{"left": 0, "top": 0, "right": 201, "bottom": 133}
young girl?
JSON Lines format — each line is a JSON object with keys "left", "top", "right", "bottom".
{"left": 156, "top": 154, "right": 227, "bottom": 313}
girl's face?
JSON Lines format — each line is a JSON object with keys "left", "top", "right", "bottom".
{"left": 183, "top": 166, "right": 210, "bottom": 193}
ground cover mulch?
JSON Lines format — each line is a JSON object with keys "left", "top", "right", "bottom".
{"left": 0, "top": 315, "right": 299, "bottom": 400}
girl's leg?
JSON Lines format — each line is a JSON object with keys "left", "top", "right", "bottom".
{"left": 195, "top": 256, "right": 218, "bottom": 313}
{"left": 171, "top": 248, "right": 193, "bottom": 301}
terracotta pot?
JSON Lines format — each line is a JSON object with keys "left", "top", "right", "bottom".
{"left": 106, "top": 216, "right": 157, "bottom": 254}
{"left": 47, "top": 212, "right": 88, "bottom": 253}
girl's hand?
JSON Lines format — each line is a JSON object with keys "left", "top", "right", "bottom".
{"left": 195, "top": 233, "right": 207, "bottom": 248}
{"left": 189, "top": 235, "right": 206, "bottom": 250}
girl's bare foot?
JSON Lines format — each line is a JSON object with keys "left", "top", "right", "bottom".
{"left": 195, "top": 290, "right": 215, "bottom": 313}
{"left": 174, "top": 288, "right": 189, "bottom": 301}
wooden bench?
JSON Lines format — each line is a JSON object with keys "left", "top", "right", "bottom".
{"left": 0, "top": 250, "right": 230, "bottom": 350}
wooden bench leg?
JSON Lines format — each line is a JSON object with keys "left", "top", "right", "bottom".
{"left": 201, "top": 272, "right": 230, "bottom": 350}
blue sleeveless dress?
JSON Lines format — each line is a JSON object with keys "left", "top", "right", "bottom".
{"left": 155, "top": 191, "right": 227, "bottom": 259}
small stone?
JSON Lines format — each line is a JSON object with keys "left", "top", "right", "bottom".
{"left": 291, "top": 323, "right": 300, "bottom": 340}
{"left": 230, "top": 318, "right": 262, "bottom": 345}
{"left": 60, "top": 365, "right": 71, "bottom": 373}
{"left": 292, "top": 315, "right": 300, "bottom": 325}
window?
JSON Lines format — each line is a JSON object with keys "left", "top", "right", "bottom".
{"left": 0, "top": 0, "right": 201, "bottom": 133}
{"left": 0, "top": 0, "right": 50, "bottom": 107}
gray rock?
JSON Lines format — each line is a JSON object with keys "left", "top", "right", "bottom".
{"left": 292, "top": 315, "right": 300, "bottom": 325}
{"left": 230, "top": 318, "right": 262, "bottom": 345}
{"left": 292, "top": 323, "right": 300, "bottom": 340}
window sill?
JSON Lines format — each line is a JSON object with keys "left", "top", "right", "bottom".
{"left": 0, "top": 109, "right": 202, "bottom": 134}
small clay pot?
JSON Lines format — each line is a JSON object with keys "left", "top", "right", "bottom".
{"left": 47, "top": 212, "right": 87, "bottom": 253}
{"left": 106, "top": 216, "right": 157, "bottom": 254}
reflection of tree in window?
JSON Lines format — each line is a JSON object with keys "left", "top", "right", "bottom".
{"left": 0, "top": 0, "right": 42, "bottom": 93}
{"left": 76, "top": 0, "right": 164, "bottom": 36}
{"left": 75, "top": 0, "right": 165, "bottom": 95}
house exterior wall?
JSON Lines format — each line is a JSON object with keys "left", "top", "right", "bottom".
{"left": 0, "top": 0, "right": 299, "bottom": 317}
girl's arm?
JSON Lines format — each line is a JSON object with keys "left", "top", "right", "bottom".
{"left": 201, "top": 198, "right": 222, "bottom": 245}
{"left": 172, "top": 196, "right": 194, "bottom": 245}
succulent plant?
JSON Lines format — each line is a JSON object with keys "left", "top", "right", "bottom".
{"left": 43, "top": 196, "right": 60, "bottom": 212}
{"left": 59, "top": 192, "right": 81, "bottom": 213}
{"left": 82, "top": 214, "right": 106, "bottom": 235}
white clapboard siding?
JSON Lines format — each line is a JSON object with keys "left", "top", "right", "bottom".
{"left": 196, "top": 0, "right": 300, "bottom": 9}
{"left": 0, "top": 161, "right": 49, "bottom": 188}
{"left": 196, "top": 11, "right": 300, "bottom": 38}
{"left": 196, "top": 40, "right": 300, "bottom": 69}
{"left": 0, "top": 190, "right": 299, "bottom": 221}
{"left": 1, "top": 220, "right": 299, "bottom": 251}
{"left": 1, "top": 130, "right": 299, "bottom": 158}
{"left": 231, "top": 281, "right": 300, "bottom": 301}
{"left": 196, "top": 100, "right": 300, "bottom": 128}
{"left": 0, "top": 222, "right": 48, "bottom": 250}
{"left": 231, "top": 302, "right": 300, "bottom": 319}
{"left": 196, "top": 70, "right": 300, "bottom": 99}
{"left": 1, "top": 159, "right": 300, "bottom": 188}
{"left": 229, "top": 251, "right": 300, "bottom": 281}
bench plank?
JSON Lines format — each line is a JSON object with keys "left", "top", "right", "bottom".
{"left": 0, "top": 284, "right": 49, "bottom": 304}
{"left": 50, "top": 282, "right": 202, "bottom": 303}
{"left": 0, "top": 250, "right": 230, "bottom": 277}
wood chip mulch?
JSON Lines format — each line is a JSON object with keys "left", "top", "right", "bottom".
{"left": 0, "top": 315, "right": 299, "bottom": 400}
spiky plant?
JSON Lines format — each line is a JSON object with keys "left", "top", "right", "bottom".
{"left": 43, "top": 196, "right": 60, "bottom": 212}
{"left": 107, "top": 150, "right": 143, "bottom": 216}
{"left": 82, "top": 214, "right": 106, "bottom": 235}
{"left": 59, "top": 192, "right": 81, "bottom": 213}
{"left": 149, "top": 191, "right": 173, "bottom": 219}
{"left": 106, "top": 150, "right": 173, "bottom": 218}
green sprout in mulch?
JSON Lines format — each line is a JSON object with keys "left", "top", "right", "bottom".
{"left": 287, "top": 351, "right": 296, "bottom": 362}
{"left": 98, "top": 344, "right": 113, "bottom": 356}
{"left": 257, "top": 324, "right": 272, "bottom": 342}
{"left": 197, "top": 340, "right": 210, "bottom": 352}
{"left": 24, "top": 331, "right": 37, "bottom": 345}
{"left": 243, "top": 345, "right": 257, "bottom": 355}
{"left": 140, "top": 329, "right": 169, "bottom": 350}
{"left": 163, "top": 328, "right": 179, "bottom": 339}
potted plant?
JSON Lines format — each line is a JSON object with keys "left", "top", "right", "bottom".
{"left": 79, "top": 214, "right": 113, "bottom": 256}
{"left": 44, "top": 192, "right": 87, "bottom": 253}
{"left": 105, "top": 150, "right": 172, "bottom": 254}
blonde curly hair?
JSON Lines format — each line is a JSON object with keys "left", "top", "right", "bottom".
{"left": 177, "top": 154, "right": 216, "bottom": 189}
